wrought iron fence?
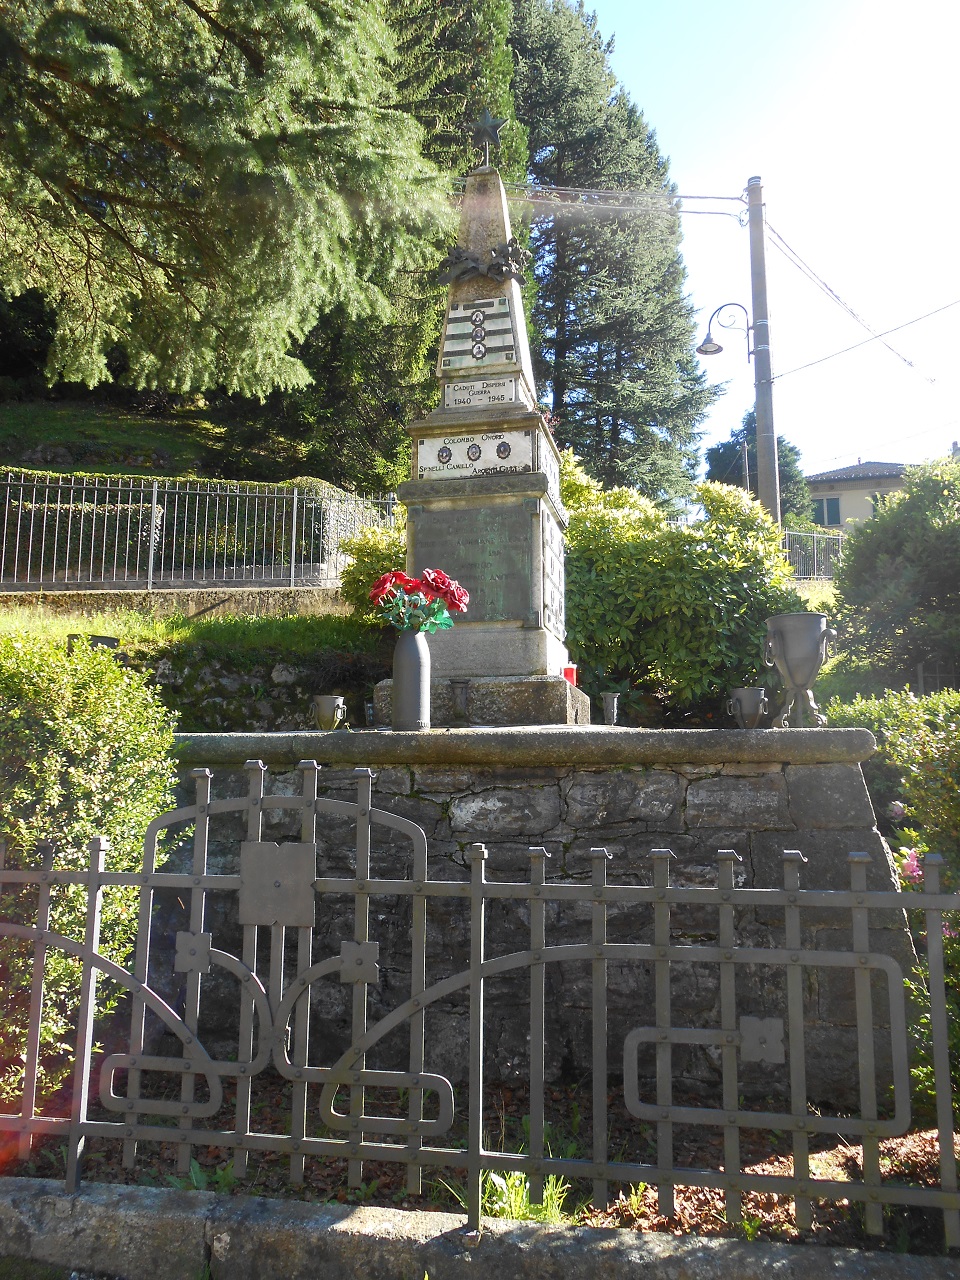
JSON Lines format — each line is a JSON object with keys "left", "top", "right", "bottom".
{"left": 0, "top": 762, "right": 957, "bottom": 1244}
{"left": 0, "top": 472, "right": 396, "bottom": 589}
{"left": 781, "top": 528, "right": 844, "bottom": 580}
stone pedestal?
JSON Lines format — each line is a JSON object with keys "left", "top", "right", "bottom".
{"left": 373, "top": 673, "right": 591, "bottom": 728}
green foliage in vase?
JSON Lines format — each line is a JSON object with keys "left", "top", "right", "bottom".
{"left": 0, "top": 634, "right": 176, "bottom": 1103}
{"left": 0, "top": 0, "right": 451, "bottom": 396}
{"left": 560, "top": 452, "right": 801, "bottom": 718}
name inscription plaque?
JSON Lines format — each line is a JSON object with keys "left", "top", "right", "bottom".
{"left": 416, "top": 429, "right": 535, "bottom": 480}
{"left": 443, "top": 377, "right": 531, "bottom": 410}
{"left": 410, "top": 505, "right": 532, "bottom": 623}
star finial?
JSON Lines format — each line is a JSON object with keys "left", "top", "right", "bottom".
{"left": 470, "top": 108, "right": 506, "bottom": 167}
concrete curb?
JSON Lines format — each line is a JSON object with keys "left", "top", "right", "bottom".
{"left": 172, "top": 726, "right": 876, "bottom": 769}
{"left": 0, "top": 1178, "right": 953, "bottom": 1280}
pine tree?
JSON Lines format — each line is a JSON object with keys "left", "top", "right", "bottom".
{"left": 705, "top": 410, "right": 810, "bottom": 523}
{"left": 510, "top": 0, "right": 716, "bottom": 496}
{"left": 0, "top": 1, "right": 451, "bottom": 395}
{"left": 221, "top": 0, "right": 527, "bottom": 490}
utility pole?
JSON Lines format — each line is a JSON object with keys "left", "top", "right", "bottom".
{"left": 747, "top": 176, "right": 780, "bottom": 523}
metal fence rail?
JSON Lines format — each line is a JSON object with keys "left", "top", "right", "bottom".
{"left": 0, "top": 762, "right": 957, "bottom": 1243}
{"left": 781, "top": 528, "right": 844, "bottom": 580}
{"left": 0, "top": 472, "right": 395, "bottom": 589}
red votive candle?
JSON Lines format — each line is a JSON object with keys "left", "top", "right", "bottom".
{"left": 562, "top": 665, "right": 577, "bottom": 686}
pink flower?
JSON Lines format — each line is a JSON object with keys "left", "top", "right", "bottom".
{"left": 899, "top": 848, "right": 923, "bottom": 884}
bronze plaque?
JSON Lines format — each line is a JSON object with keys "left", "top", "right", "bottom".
{"left": 410, "top": 504, "right": 532, "bottom": 622}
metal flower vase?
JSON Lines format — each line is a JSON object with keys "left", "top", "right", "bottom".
{"left": 726, "top": 687, "right": 768, "bottom": 729}
{"left": 764, "top": 612, "right": 836, "bottom": 727}
{"left": 392, "top": 629, "right": 431, "bottom": 731}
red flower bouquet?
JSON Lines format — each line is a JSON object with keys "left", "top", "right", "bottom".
{"left": 369, "top": 568, "right": 469, "bottom": 633}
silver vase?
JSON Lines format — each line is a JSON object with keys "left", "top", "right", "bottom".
{"left": 763, "top": 613, "right": 836, "bottom": 727}
{"left": 726, "top": 687, "right": 769, "bottom": 729}
{"left": 392, "top": 629, "right": 431, "bottom": 731}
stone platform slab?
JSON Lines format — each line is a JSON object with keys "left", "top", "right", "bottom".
{"left": 0, "top": 1177, "right": 954, "bottom": 1280}
{"left": 372, "top": 674, "right": 591, "bottom": 727}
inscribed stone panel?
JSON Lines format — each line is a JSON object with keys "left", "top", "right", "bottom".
{"left": 410, "top": 505, "right": 532, "bottom": 622}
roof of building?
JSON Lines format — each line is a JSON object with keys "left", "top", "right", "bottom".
{"left": 806, "top": 461, "right": 905, "bottom": 484}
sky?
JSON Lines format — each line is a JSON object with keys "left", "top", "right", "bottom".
{"left": 585, "top": 0, "right": 960, "bottom": 476}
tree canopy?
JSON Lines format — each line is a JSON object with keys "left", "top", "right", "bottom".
{"left": 511, "top": 0, "right": 716, "bottom": 497}
{"left": 0, "top": 1, "right": 451, "bottom": 395}
{"left": 834, "top": 457, "right": 960, "bottom": 677}
{"left": 705, "top": 409, "right": 811, "bottom": 523}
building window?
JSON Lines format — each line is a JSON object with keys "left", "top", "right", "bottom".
{"left": 811, "top": 497, "right": 841, "bottom": 526}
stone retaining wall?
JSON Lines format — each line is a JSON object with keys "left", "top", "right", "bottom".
{"left": 0, "top": 585, "right": 348, "bottom": 618}
{"left": 166, "top": 729, "right": 908, "bottom": 1107}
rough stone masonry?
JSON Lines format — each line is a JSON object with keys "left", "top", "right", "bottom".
{"left": 171, "top": 727, "right": 911, "bottom": 1108}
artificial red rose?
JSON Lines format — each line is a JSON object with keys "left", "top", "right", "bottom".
{"left": 419, "top": 568, "right": 454, "bottom": 597}
{"left": 369, "top": 570, "right": 421, "bottom": 604}
{"left": 443, "top": 584, "right": 469, "bottom": 612}
{"left": 420, "top": 568, "right": 468, "bottom": 611}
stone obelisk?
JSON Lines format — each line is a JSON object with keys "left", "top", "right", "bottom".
{"left": 388, "top": 120, "right": 589, "bottom": 727}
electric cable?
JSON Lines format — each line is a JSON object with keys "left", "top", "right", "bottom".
{"left": 770, "top": 297, "right": 960, "bottom": 382}
{"left": 766, "top": 223, "right": 934, "bottom": 381}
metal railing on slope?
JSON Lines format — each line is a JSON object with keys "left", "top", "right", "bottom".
{"left": 0, "top": 471, "right": 396, "bottom": 589}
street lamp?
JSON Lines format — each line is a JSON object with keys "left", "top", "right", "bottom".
{"left": 696, "top": 176, "right": 781, "bottom": 524}
{"left": 696, "top": 302, "right": 751, "bottom": 359}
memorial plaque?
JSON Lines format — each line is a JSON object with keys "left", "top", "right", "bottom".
{"left": 410, "top": 505, "right": 532, "bottom": 622}
{"left": 542, "top": 509, "right": 565, "bottom": 638}
{"left": 535, "top": 433, "right": 561, "bottom": 506}
{"left": 439, "top": 296, "right": 517, "bottom": 373}
{"left": 443, "top": 376, "right": 532, "bottom": 411}
{"left": 416, "top": 428, "right": 535, "bottom": 481}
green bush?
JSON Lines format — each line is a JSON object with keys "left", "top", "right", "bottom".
{"left": 0, "top": 634, "right": 177, "bottom": 1104}
{"left": 834, "top": 457, "right": 960, "bottom": 678}
{"left": 561, "top": 454, "right": 803, "bottom": 719}
{"left": 826, "top": 689, "right": 960, "bottom": 870}
{"left": 339, "top": 522, "right": 406, "bottom": 619}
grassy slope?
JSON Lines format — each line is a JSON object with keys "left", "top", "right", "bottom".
{"left": 0, "top": 399, "right": 313, "bottom": 482}
{"left": 0, "top": 606, "right": 386, "bottom": 666}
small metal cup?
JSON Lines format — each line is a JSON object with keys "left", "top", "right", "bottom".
{"left": 312, "top": 695, "right": 347, "bottom": 731}
{"left": 726, "top": 687, "right": 769, "bottom": 729}
{"left": 600, "top": 691, "right": 620, "bottom": 726}
{"left": 450, "top": 678, "right": 471, "bottom": 724}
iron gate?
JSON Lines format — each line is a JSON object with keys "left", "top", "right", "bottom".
{"left": 0, "top": 761, "right": 956, "bottom": 1243}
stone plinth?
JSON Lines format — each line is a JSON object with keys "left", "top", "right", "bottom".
{"left": 173, "top": 727, "right": 911, "bottom": 1107}
{"left": 372, "top": 674, "right": 591, "bottom": 727}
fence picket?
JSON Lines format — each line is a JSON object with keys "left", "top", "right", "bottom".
{"left": 1, "top": 471, "right": 394, "bottom": 589}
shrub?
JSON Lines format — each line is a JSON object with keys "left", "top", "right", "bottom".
{"left": 826, "top": 689, "right": 960, "bottom": 873}
{"left": 562, "top": 454, "right": 803, "bottom": 719}
{"left": 339, "top": 522, "right": 406, "bottom": 619}
{"left": 0, "top": 634, "right": 177, "bottom": 1104}
{"left": 834, "top": 457, "right": 960, "bottom": 678}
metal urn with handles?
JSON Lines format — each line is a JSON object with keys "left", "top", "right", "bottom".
{"left": 764, "top": 613, "right": 836, "bottom": 727}
{"left": 312, "top": 695, "right": 347, "bottom": 731}
{"left": 726, "top": 687, "right": 769, "bottom": 729}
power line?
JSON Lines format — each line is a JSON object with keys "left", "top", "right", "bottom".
{"left": 765, "top": 222, "right": 934, "bottom": 382}
{"left": 450, "top": 177, "right": 745, "bottom": 209}
{"left": 771, "top": 297, "right": 960, "bottom": 382}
